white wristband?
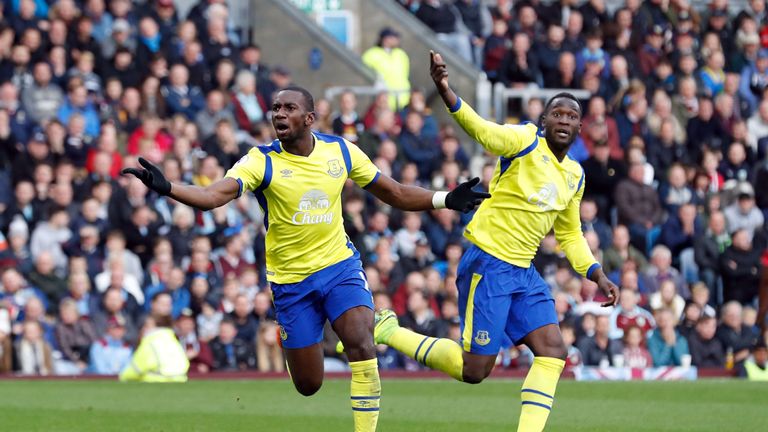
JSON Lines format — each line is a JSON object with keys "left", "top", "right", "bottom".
{"left": 432, "top": 191, "right": 448, "bottom": 209}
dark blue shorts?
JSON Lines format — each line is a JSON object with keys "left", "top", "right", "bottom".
{"left": 271, "top": 257, "right": 373, "bottom": 349}
{"left": 456, "top": 245, "right": 558, "bottom": 355}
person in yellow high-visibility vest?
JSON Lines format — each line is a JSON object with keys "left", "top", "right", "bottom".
{"left": 362, "top": 27, "right": 411, "bottom": 111}
{"left": 119, "top": 314, "right": 189, "bottom": 383}
{"left": 743, "top": 341, "right": 768, "bottom": 381}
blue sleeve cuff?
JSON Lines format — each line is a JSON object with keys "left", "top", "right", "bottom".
{"left": 448, "top": 98, "right": 462, "bottom": 113}
{"left": 586, "top": 263, "right": 601, "bottom": 279}
{"left": 363, "top": 171, "right": 381, "bottom": 189}
{"left": 235, "top": 178, "right": 244, "bottom": 198}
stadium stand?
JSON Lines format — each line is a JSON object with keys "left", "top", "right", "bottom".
{"left": 0, "top": 0, "right": 766, "bottom": 378}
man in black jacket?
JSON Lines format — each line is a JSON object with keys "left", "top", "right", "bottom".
{"left": 720, "top": 229, "right": 761, "bottom": 305}
{"left": 582, "top": 140, "right": 626, "bottom": 221}
{"left": 688, "top": 316, "right": 725, "bottom": 368}
{"left": 694, "top": 211, "right": 730, "bottom": 296}
{"left": 209, "top": 318, "right": 257, "bottom": 371}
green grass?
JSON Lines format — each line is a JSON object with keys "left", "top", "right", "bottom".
{"left": 0, "top": 378, "right": 765, "bottom": 431}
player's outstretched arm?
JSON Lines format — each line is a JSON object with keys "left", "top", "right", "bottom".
{"left": 366, "top": 174, "right": 490, "bottom": 213}
{"left": 430, "top": 51, "right": 528, "bottom": 157}
{"left": 122, "top": 157, "right": 239, "bottom": 211}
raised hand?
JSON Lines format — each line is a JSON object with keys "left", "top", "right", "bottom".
{"left": 445, "top": 177, "right": 491, "bottom": 213}
{"left": 121, "top": 157, "right": 172, "bottom": 196}
{"left": 429, "top": 50, "right": 449, "bottom": 94}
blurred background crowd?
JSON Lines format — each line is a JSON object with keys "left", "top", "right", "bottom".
{"left": 0, "top": 0, "right": 767, "bottom": 378}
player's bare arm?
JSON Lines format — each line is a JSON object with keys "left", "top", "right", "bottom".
{"left": 122, "top": 157, "right": 239, "bottom": 210}
{"left": 366, "top": 174, "right": 490, "bottom": 213}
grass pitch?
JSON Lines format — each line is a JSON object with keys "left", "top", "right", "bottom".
{"left": 0, "top": 378, "right": 764, "bottom": 431}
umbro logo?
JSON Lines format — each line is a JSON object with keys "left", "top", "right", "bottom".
{"left": 281, "top": 169, "right": 293, "bottom": 178}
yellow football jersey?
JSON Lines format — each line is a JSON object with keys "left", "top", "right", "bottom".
{"left": 451, "top": 99, "right": 600, "bottom": 277}
{"left": 225, "top": 133, "right": 380, "bottom": 284}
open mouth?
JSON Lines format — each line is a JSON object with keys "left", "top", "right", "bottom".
{"left": 275, "top": 123, "right": 290, "bottom": 133}
{"left": 555, "top": 129, "right": 570, "bottom": 139}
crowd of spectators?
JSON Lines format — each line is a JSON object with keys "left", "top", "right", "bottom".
{"left": 1, "top": 0, "right": 768, "bottom": 378}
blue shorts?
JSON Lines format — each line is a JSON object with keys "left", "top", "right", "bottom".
{"left": 271, "top": 257, "right": 373, "bottom": 349}
{"left": 456, "top": 245, "right": 558, "bottom": 355}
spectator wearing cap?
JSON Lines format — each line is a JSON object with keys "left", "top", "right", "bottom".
{"left": 56, "top": 83, "right": 100, "bottom": 138}
{"left": 730, "top": 30, "right": 761, "bottom": 74}
{"left": 705, "top": 7, "right": 733, "bottom": 52}
{"left": 89, "top": 314, "right": 133, "bottom": 374}
{"left": 21, "top": 62, "right": 64, "bottom": 125}
{"left": 724, "top": 185, "right": 763, "bottom": 240}
{"left": 0, "top": 217, "right": 33, "bottom": 275}
{"left": 720, "top": 229, "right": 762, "bottom": 305}
{"left": 637, "top": 25, "right": 666, "bottom": 77}
{"left": 100, "top": 19, "right": 136, "bottom": 60}
{"left": 362, "top": 27, "right": 411, "bottom": 111}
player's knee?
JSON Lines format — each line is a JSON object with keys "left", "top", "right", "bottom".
{"left": 462, "top": 364, "right": 492, "bottom": 384}
{"left": 341, "top": 340, "right": 376, "bottom": 362}
{"left": 294, "top": 378, "right": 323, "bottom": 396}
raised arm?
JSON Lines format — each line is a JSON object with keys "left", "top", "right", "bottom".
{"left": 122, "top": 157, "right": 239, "bottom": 211}
{"left": 366, "top": 174, "right": 490, "bottom": 213}
{"left": 430, "top": 51, "right": 532, "bottom": 158}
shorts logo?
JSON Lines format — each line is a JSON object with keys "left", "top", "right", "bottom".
{"left": 327, "top": 159, "right": 344, "bottom": 178}
{"left": 279, "top": 325, "right": 288, "bottom": 341}
{"left": 292, "top": 189, "right": 334, "bottom": 225}
{"left": 474, "top": 330, "right": 490, "bottom": 346}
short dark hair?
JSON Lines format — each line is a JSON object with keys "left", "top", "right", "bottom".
{"left": 281, "top": 85, "right": 315, "bottom": 112}
{"left": 545, "top": 92, "right": 583, "bottom": 114}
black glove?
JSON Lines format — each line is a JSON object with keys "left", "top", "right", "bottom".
{"left": 445, "top": 177, "right": 491, "bottom": 213}
{"left": 121, "top": 157, "right": 172, "bottom": 196}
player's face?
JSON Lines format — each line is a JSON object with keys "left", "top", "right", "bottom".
{"left": 272, "top": 90, "right": 314, "bottom": 142}
{"left": 542, "top": 98, "right": 582, "bottom": 151}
